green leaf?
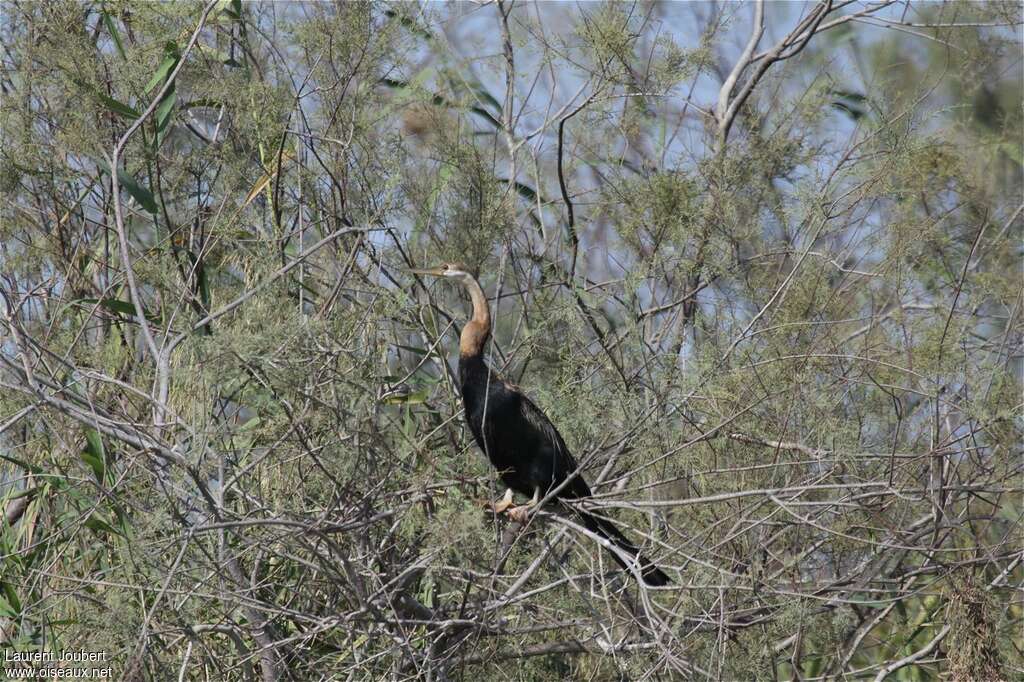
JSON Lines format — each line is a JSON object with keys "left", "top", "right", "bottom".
{"left": 383, "top": 8, "right": 434, "bottom": 41}
{"left": 84, "top": 513, "right": 120, "bottom": 537}
{"left": 382, "top": 389, "right": 430, "bottom": 405}
{"left": 70, "top": 75, "right": 139, "bottom": 119}
{"left": 80, "top": 452, "right": 104, "bottom": 481}
{"left": 154, "top": 84, "right": 177, "bottom": 133}
{"left": 831, "top": 101, "right": 865, "bottom": 120}
{"left": 393, "top": 344, "right": 429, "bottom": 356}
{"left": 117, "top": 170, "right": 158, "bottom": 212}
{"left": 0, "top": 452, "right": 44, "bottom": 476}
{"left": 236, "top": 416, "right": 261, "bottom": 433}
{"left": 96, "top": 159, "right": 159, "bottom": 214}
{"left": 79, "top": 297, "right": 135, "bottom": 316}
{"left": 84, "top": 428, "right": 105, "bottom": 460}
{"left": 197, "top": 262, "right": 210, "bottom": 309}
{"left": 3, "top": 487, "right": 40, "bottom": 505}
{"left": 182, "top": 98, "right": 225, "bottom": 109}
{"left": 97, "top": 92, "right": 140, "bottom": 120}
{"left": 144, "top": 42, "right": 180, "bottom": 94}
{"left": 829, "top": 89, "right": 868, "bottom": 121}
{"left": 75, "top": 297, "right": 161, "bottom": 323}
{"left": 82, "top": 429, "right": 105, "bottom": 482}
{"left": 494, "top": 178, "right": 547, "bottom": 204}
{"left": 829, "top": 89, "right": 867, "bottom": 103}
{"left": 452, "top": 70, "right": 503, "bottom": 117}
{"left": 470, "top": 85, "right": 502, "bottom": 116}
{"left": 418, "top": 572, "right": 435, "bottom": 608}
{"left": 379, "top": 78, "right": 502, "bottom": 129}
{"left": 101, "top": 10, "right": 126, "bottom": 60}
{"left": 0, "top": 582, "right": 21, "bottom": 616}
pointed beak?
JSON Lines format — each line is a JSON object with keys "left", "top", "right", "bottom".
{"left": 409, "top": 266, "right": 446, "bottom": 277}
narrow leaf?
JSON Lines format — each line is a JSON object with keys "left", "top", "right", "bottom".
{"left": 96, "top": 159, "right": 159, "bottom": 214}
{"left": 831, "top": 101, "right": 865, "bottom": 121}
{"left": 82, "top": 429, "right": 105, "bottom": 482}
{"left": 382, "top": 390, "right": 429, "bottom": 405}
{"left": 0, "top": 452, "right": 44, "bottom": 476}
{"left": 154, "top": 84, "right": 177, "bottom": 132}
{"left": 242, "top": 150, "right": 295, "bottom": 207}
{"left": 116, "top": 170, "right": 158, "bottom": 214}
{"left": 144, "top": 41, "right": 180, "bottom": 93}
{"left": 183, "top": 98, "right": 224, "bottom": 109}
{"left": 101, "top": 10, "right": 126, "bottom": 60}
{"left": 84, "top": 513, "right": 120, "bottom": 536}
{"left": 98, "top": 93, "right": 140, "bottom": 120}
{"left": 76, "top": 297, "right": 161, "bottom": 323}
{"left": 2, "top": 583, "right": 21, "bottom": 614}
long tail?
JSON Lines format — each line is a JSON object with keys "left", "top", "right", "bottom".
{"left": 578, "top": 511, "right": 671, "bottom": 586}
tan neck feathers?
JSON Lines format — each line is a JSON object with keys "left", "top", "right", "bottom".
{"left": 459, "top": 276, "right": 491, "bottom": 357}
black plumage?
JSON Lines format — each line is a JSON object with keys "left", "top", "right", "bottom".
{"left": 412, "top": 262, "right": 670, "bottom": 587}
{"left": 460, "top": 354, "right": 670, "bottom": 586}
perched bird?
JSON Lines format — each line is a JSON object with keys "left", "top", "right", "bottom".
{"left": 411, "top": 262, "right": 670, "bottom": 586}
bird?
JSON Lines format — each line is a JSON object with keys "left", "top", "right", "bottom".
{"left": 410, "top": 262, "right": 671, "bottom": 587}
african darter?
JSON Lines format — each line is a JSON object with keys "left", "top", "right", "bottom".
{"left": 411, "top": 262, "right": 670, "bottom": 586}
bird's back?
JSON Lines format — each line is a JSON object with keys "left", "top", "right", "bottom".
{"left": 458, "top": 355, "right": 589, "bottom": 500}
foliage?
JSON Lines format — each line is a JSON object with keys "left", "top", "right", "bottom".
{"left": 0, "top": 1, "right": 1021, "bottom": 680}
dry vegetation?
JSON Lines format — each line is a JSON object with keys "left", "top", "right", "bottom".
{"left": 1, "top": 1, "right": 1021, "bottom": 679}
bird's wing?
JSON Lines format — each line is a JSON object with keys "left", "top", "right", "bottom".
{"left": 516, "top": 392, "right": 592, "bottom": 499}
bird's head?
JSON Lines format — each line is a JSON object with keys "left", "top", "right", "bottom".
{"left": 409, "top": 262, "right": 477, "bottom": 286}
{"left": 410, "top": 261, "right": 490, "bottom": 351}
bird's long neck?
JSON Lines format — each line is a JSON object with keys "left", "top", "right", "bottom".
{"left": 459, "top": 276, "right": 491, "bottom": 358}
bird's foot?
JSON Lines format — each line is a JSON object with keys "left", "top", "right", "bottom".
{"left": 483, "top": 488, "right": 514, "bottom": 515}
{"left": 506, "top": 489, "right": 540, "bottom": 524}
{"left": 506, "top": 504, "right": 533, "bottom": 524}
